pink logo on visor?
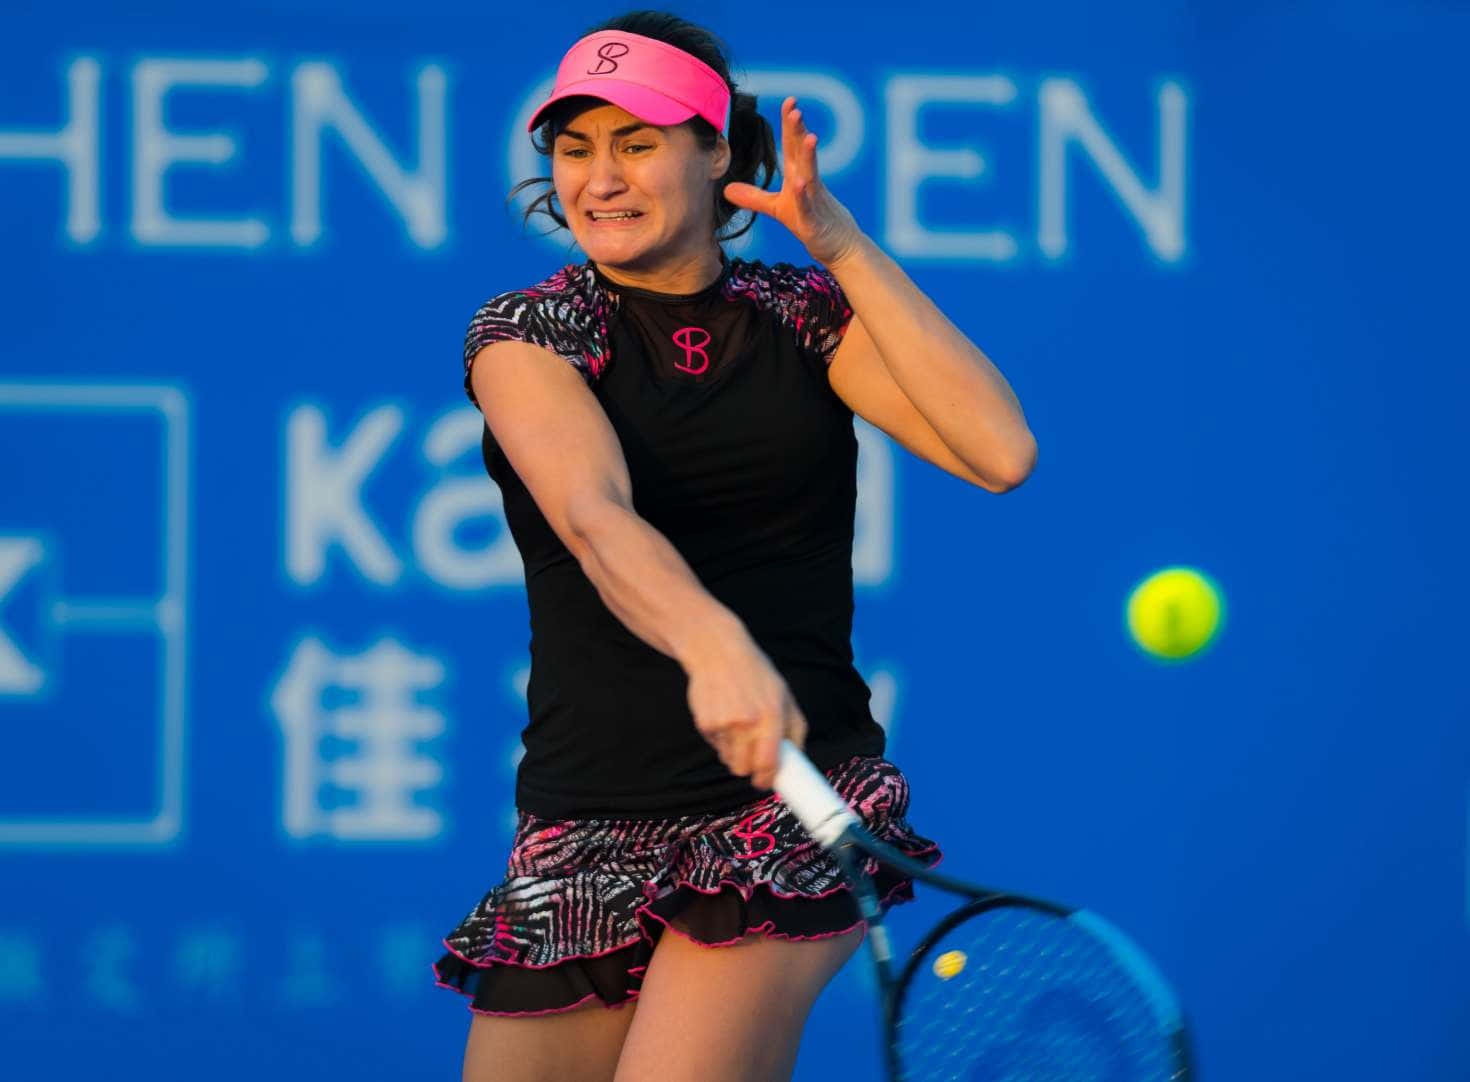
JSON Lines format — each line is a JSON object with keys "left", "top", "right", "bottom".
{"left": 528, "top": 30, "right": 731, "bottom": 137}
{"left": 587, "top": 42, "right": 629, "bottom": 75}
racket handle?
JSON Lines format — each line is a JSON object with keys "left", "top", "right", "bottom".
{"left": 774, "top": 739, "right": 860, "bottom": 848}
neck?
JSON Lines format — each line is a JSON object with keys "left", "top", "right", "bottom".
{"left": 592, "top": 246, "right": 725, "bottom": 295}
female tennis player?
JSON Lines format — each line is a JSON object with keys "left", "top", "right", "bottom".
{"left": 432, "top": 10, "right": 1037, "bottom": 1081}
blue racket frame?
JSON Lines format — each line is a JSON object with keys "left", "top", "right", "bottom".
{"left": 829, "top": 822, "right": 1196, "bottom": 1082}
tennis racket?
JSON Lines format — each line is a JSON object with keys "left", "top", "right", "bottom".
{"left": 773, "top": 740, "right": 1195, "bottom": 1082}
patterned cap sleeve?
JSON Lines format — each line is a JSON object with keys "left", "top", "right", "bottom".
{"left": 797, "top": 264, "right": 855, "bottom": 366}
{"left": 462, "top": 273, "right": 608, "bottom": 408}
{"left": 734, "top": 260, "right": 854, "bottom": 367}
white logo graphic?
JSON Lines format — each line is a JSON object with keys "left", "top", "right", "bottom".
{"left": 0, "top": 383, "right": 189, "bottom": 848}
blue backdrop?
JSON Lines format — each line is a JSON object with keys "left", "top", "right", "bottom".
{"left": 2, "top": 2, "right": 1467, "bottom": 1079}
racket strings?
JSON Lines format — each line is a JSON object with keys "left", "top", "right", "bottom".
{"left": 894, "top": 905, "right": 1182, "bottom": 1082}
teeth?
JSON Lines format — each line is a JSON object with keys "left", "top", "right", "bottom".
{"left": 591, "top": 212, "right": 639, "bottom": 219}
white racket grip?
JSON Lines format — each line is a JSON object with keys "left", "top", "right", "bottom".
{"left": 774, "top": 740, "right": 860, "bottom": 848}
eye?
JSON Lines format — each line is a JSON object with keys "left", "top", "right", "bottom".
{"left": 559, "top": 147, "right": 590, "bottom": 158}
{"left": 624, "top": 143, "right": 653, "bottom": 152}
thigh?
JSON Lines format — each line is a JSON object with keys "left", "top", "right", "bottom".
{"left": 462, "top": 997, "right": 638, "bottom": 1082}
{"left": 612, "top": 905, "right": 866, "bottom": 1082}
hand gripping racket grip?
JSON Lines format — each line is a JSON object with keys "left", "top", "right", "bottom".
{"left": 774, "top": 739, "right": 861, "bottom": 848}
{"left": 774, "top": 741, "right": 894, "bottom": 967}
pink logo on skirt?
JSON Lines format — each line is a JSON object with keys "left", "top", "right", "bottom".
{"left": 731, "top": 806, "right": 778, "bottom": 858}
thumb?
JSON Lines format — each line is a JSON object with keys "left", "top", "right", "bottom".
{"left": 753, "top": 721, "right": 782, "bottom": 790}
{"left": 723, "top": 181, "right": 781, "bottom": 216}
{"left": 786, "top": 708, "right": 808, "bottom": 751}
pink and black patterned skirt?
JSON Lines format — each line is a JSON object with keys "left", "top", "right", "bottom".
{"left": 431, "top": 753, "right": 942, "bottom": 1016}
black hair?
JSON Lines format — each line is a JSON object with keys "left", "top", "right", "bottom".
{"left": 507, "top": 10, "right": 778, "bottom": 245}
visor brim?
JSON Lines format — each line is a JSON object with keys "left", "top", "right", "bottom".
{"left": 527, "top": 79, "right": 704, "bottom": 133}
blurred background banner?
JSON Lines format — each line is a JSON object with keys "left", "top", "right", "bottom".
{"left": 2, "top": 2, "right": 1467, "bottom": 1078}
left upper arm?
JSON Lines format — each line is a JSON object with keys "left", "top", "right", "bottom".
{"left": 826, "top": 313, "right": 1023, "bottom": 493}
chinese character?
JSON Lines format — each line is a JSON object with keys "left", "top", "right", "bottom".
{"left": 376, "top": 922, "right": 434, "bottom": 1000}
{"left": 270, "top": 635, "right": 447, "bottom": 841}
{"left": 173, "top": 924, "right": 244, "bottom": 1004}
{"left": 0, "top": 929, "right": 42, "bottom": 1005}
{"left": 83, "top": 925, "right": 142, "bottom": 1013}
{"left": 276, "top": 928, "right": 339, "bottom": 1008}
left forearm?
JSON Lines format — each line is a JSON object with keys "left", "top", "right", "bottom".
{"left": 826, "top": 233, "right": 1036, "bottom": 479}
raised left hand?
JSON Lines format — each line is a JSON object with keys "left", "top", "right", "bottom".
{"left": 723, "top": 96, "right": 864, "bottom": 269}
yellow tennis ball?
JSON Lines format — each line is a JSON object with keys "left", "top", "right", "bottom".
{"left": 932, "top": 950, "right": 967, "bottom": 980}
{"left": 1126, "top": 566, "right": 1225, "bottom": 660}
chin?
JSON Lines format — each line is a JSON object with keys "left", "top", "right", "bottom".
{"left": 581, "top": 235, "right": 654, "bottom": 265}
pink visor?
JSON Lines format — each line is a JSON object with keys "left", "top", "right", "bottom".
{"left": 527, "top": 30, "right": 731, "bottom": 137}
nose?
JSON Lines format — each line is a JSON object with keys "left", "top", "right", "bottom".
{"left": 585, "top": 148, "right": 627, "bottom": 198}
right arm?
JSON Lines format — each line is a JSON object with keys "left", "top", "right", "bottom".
{"left": 468, "top": 340, "right": 806, "bottom": 789}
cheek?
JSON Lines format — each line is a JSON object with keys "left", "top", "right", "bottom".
{"left": 551, "top": 169, "right": 580, "bottom": 208}
{"left": 649, "top": 169, "right": 702, "bottom": 217}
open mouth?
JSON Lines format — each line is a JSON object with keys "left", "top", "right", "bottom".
{"left": 587, "top": 211, "right": 643, "bottom": 222}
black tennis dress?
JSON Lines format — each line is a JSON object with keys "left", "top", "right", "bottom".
{"left": 432, "top": 250, "right": 941, "bottom": 1016}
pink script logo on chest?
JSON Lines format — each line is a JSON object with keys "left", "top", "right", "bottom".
{"left": 671, "top": 326, "right": 711, "bottom": 375}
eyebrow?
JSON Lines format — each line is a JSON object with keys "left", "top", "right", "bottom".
{"left": 558, "top": 122, "right": 655, "bottom": 142}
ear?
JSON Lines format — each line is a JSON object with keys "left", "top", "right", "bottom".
{"left": 710, "top": 134, "right": 732, "bottom": 179}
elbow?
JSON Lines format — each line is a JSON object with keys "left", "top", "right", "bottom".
{"left": 992, "top": 435, "right": 1038, "bottom": 493}
{"left": 564, "top": 487, "right": 632, "bottom": 564}
{"left": 564, "top": 500, "right": 607, "bottom": 566}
